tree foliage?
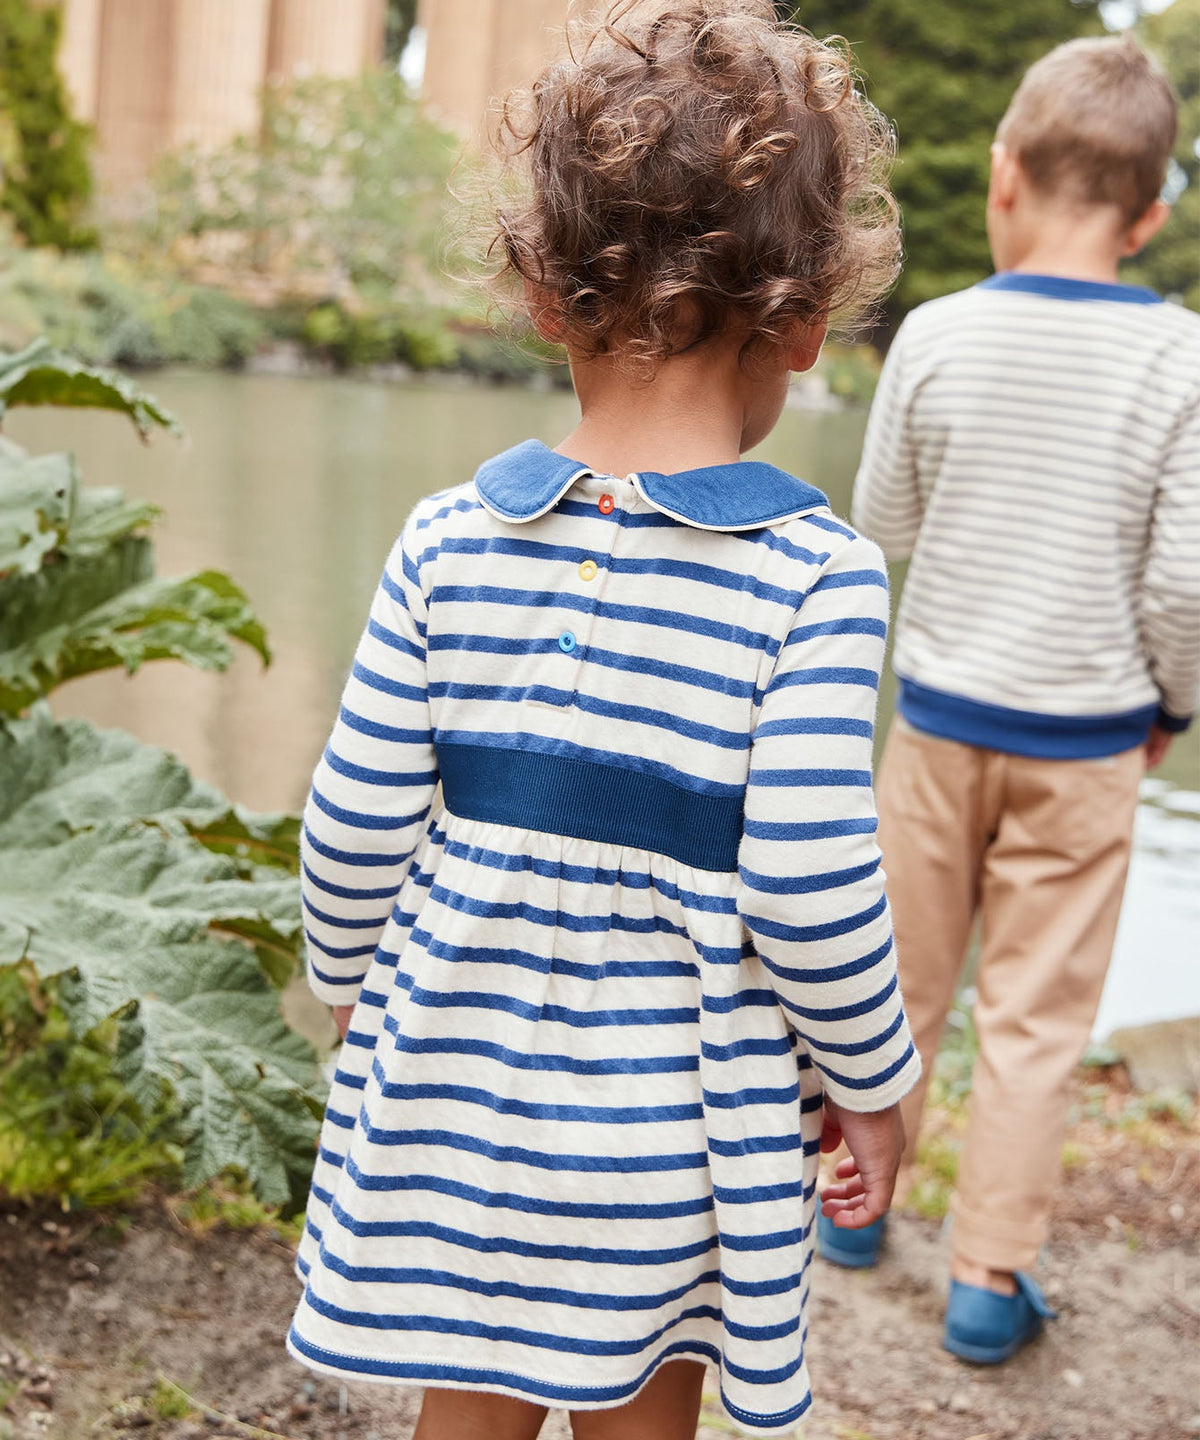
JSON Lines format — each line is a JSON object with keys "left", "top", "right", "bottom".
{"left": 0, "top": 0, "right": 96, "bottom": 250}
{"left": 146, "top": 70, "right": 460, "bottom": 304}
{"left": 1125, "top": 0, "right": 1200, "bottom": 309}
{"left": 787, "top": 0, "right": 1102, "bottom": 327}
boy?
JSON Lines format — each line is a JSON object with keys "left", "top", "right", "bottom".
{"left": 834, "top": 33, "right": 1200, "bottom": 1364}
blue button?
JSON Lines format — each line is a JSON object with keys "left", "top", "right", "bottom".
{"left": 558, "top": 630, "right": 577, "bottom": 654}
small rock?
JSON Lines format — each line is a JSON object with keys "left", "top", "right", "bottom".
{"left": 211, "top": 1260, "right": 225, "bottom": 1276}
{"left": 24, "top": 1385, "right": 53, "bottom": 1410}
{"left": 288, "top": 1394, "right": 312, "bottom": 1421}
{"left": 40, "top": 1221, "right": 58, "bottom": 1234}
{"left": 1169, "top": 1202, "right": 1186, "bottom": 1222}
{"left": 1061, "top": 1368, "right": 1084, "bottom": 1389}
{"left": 915, "top": 1398, "right": 938, "bottom": 1415}
{"left": 948, "top": 1390, "right": 972, "bottom": 1414}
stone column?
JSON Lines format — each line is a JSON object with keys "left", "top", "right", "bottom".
{"left": 419, "top": 0, "right": 582, "bottom": 140}
{"left": 57, "top": 0, "right": 104, "bottom": 123}
{"left": 167, "top": 0, "right": 272, "bottom": 151}
{"left": 266, "top": 0, "right": 383, "bottom": 83}
{"left": 93, "top": 0, "right": 175, "bottom": 192}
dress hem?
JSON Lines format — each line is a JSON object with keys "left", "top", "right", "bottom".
{"left": 285, "top": 1325, "right": 811, "bottom": 1434}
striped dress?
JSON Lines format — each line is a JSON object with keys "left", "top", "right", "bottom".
{"left": 288, "top": 439, "right": 920, "bottom": 1433}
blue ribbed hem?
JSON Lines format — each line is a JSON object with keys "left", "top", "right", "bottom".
{"left": 1156, "top": 706, "right": 1192, "bottom": 735}
{"left": 897, "top": 679, "right": 1158, "bottom": 759}
{"left": 437, "top": 742, "right": 744, "bottom": 872}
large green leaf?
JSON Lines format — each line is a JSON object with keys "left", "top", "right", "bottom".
{"left": 0, "top": 438, "right": 267, "bottom": 715}
{"left": 0, "top": 566, "right": 271, "bottom": 716}
{"left": 0, "top": 711, "right": 321, "bottom": 1205}
{"left": 0, "top": 338, "right": 181, "bottom": 439}
{"left": 0, "top": 440, "right": 78, "bottom": 577}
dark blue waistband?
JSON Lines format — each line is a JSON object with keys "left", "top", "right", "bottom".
{"left": 897, "top": 677, "right": 1160, "bottom": 759}
{"left": 437, "top": 742, "right": 744, "bottom": 872}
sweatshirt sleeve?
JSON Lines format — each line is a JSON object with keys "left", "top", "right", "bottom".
{"left": 299, "top": 519, "right": 438, "bottom": 1007}
{"left": 1142, "top": 385, "right": 1200, "bottom": 733}
{"left": 850, "top": 320, "right": 924, "bottom": 561}
{"left": 737, "top": 533, "right": 920, "bottom": 1111}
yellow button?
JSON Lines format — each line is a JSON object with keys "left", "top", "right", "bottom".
{"left": 579, "top": 559, "right": 598, "bottom": 582}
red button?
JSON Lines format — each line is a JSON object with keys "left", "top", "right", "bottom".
{"left": 598, "top": 493, "right": 615, "bottom": 515}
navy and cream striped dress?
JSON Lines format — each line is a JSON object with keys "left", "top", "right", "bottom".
{"left": 288, "top": 440, "right": 920, "bottom": 1433}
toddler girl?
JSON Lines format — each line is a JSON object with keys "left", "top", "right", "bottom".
{"left": 288, "top": 3, "right": 919, "bottom": 1435}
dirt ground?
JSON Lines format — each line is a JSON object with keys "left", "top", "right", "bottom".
{"left": 2, "top": 1072, "right": 1198, "bottom": 1440}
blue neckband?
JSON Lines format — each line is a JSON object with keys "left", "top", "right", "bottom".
{"left": 978, "top": 273, "right": 1162, "bottom": 305}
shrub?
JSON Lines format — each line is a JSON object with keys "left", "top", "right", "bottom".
{"left": 0, "top": 0, "right": 96, "bottom": 250}
{"left": 0, "top": 340, "right": 322, "bottom": 1213}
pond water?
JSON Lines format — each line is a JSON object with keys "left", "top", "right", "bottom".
{"left": 9, "top": 370, "right": 1198, "bottom": 1041}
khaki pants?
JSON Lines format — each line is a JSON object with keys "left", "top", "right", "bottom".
{"left": 877, "top": 717, "right": 1144, "bottom": 1273}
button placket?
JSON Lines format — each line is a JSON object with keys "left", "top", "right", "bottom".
{"left": 550, "top": 481, "right": 623, "bottom": 707}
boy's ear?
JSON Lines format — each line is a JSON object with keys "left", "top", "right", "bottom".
{"left": 1122, "top": 197, "right": 1170, "bottom": 258}
{"left": 785, "top": 320, "right": 828, "bottom": 375}
{"left": 523, "top": 280, "right": 566, "bottom": 343}
{"left": 988, "top": 142, "right": 1019, "bottom": 212}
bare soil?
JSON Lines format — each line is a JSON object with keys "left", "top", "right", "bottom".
{"left": 2, "top": 1072, "right": 1197, "bottom": 1440}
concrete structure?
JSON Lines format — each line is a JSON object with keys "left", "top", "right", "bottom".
{"left": 54, "top": 0, "right": 386, "bottom": 193}
{"left": 418, "top": 0, "right": 588, "bottom": 138}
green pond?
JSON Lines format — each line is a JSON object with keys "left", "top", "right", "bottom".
{"left": 9, "top": 370, "right": 1198, "bottom": 1042}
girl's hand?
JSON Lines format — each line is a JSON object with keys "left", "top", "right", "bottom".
{"left": 331, "top": 1004, "right": 355, "bottom": 1040}
{"left": 819, "top": 1099, "right": 905, "bottom": 1229}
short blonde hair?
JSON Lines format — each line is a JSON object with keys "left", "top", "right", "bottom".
{"left": 997, "top": 34, "right": 1176, "bottom": 223}
{"left": 490, "top": 0, "right": 899, "bottom": 367}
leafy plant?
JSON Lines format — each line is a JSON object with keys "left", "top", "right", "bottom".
{"left": 0, "top": 0, "right": 97, "bottom": 250}
{"left": 0, "top": 251, "right": 266, "bottom": 371}
{"left": 0, "top": 344, "right": 322, "bottom": 1212}
{"left": 145, "top": 70, "right": 460, "bottom": 304}
{"left": 0, "top": 337, "right": 179, "bottom": 435}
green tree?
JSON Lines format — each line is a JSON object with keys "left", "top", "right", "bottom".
{"left": 787, "top": 0, "right": 1101, "bottom": 329}
{"left": 1125, "top": 0, "right": 1200, "bottom": 309}
{"left": 0, "top": 0, "right": 96, "bottom": 249}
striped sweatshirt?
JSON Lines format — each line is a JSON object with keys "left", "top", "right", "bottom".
{"left": 852, "top": 273, "right": 1200, "bottom": 758}
{"left": 288, "top": 439, "right": 920, "bottom": 1432}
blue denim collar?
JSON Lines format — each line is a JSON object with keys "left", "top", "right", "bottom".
{"left": 474, "top": 439, "right": 828, "bottom": 532}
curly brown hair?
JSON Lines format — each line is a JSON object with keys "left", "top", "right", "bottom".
{"left": 490, "top": 0, "right": 900, "bottom": 367}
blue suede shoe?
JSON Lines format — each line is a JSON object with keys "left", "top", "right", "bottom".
{"left": 815, "top": 1211, "right": 885, "bottom": 1268}
{"left": 943, "top": 1272, "right": 1057, "bottom": 1364}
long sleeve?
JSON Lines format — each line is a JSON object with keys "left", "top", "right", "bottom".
{"left": 851, "top": 321, "right": 924, "bottom": 561}
{"left": 300, "top": 522, "right": 438, "bottom": 1006}
{"left": 1142, "top": 385, "right": 1200, "bottom": 732}
{"left": 737, "top": 533, "right": 920, "bottom": 1111}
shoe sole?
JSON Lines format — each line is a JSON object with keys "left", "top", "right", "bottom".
{"left": 816, "top": 1242, "right": 881, "bottom": 1270}
{"left": 943, "top": 1319, "right": 1043, "bottom": 1366}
